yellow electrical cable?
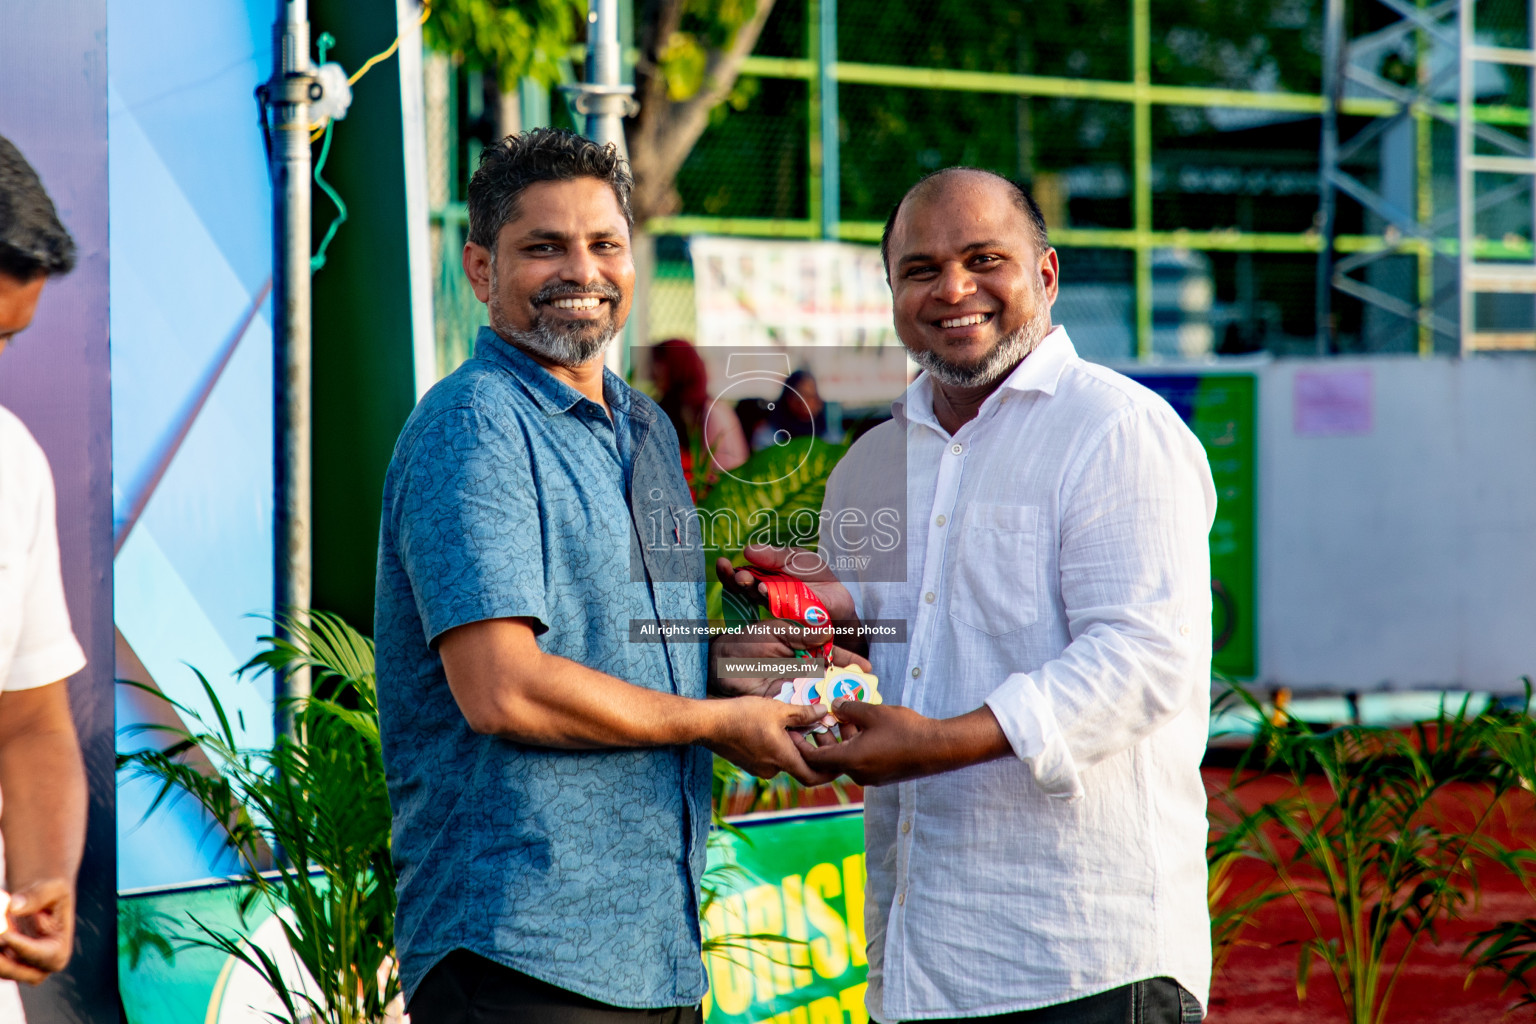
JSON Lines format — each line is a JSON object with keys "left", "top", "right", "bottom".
{"left": 309, "top": 0, "right": 432, "bottom": 140}
{"left": 348, "top": 0, "right": 431, "bottom": 86}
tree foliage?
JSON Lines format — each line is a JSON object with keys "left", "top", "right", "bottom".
{"left": 424, "top": 0, "right": 584, "bottom": 90}
{"left": 678, "top": 0, "right": 1329, "bottom": 225}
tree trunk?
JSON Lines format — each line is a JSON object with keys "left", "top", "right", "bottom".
{"left": 626, "top": 0, "right": 779, "bottom": 223}
{"left": 489, "top": 77, "right": 521, "bottom": 141}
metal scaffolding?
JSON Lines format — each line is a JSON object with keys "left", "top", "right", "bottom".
{"left": 1459, "top": 0, "right": 1536, "bottom": 350}
{"left": 1317, "top": 0, "right": 1536, "bottom": 355}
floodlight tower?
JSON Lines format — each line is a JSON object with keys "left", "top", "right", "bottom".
{"left": 578, "top": 0, "right": 632, "bottom": 158}
{"left": 1315, "top": 0, "right": 1461, "bottom": 355}
{"left": 1457, "top": 0, "right": 1536, "bottom": 351}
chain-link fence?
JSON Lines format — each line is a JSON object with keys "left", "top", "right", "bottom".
{"left": 425, "top": 0, "right": 1535, "bottom": 377}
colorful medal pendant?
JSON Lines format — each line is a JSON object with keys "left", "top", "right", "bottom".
{"left": 771, "top": 666, "right": 883, "bottom": 733}
{"left": 771, "top": 666, "right": 883, "bottom": 707}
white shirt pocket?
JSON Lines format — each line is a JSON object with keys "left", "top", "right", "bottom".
{"left": 948, "top": 503, "right": 1040, "bottom": 636}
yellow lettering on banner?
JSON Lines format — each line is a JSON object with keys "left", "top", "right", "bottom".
{"left": 780, "top": 874, "right": 814, "bottom": 989}
{"left": 705, "top": 896, "right": 755, "bottom": 1017}
{"left": 754, "top": 1008, "right": 810, "bottom": 1024}
{"left": 744, "top": 883, "right": 794, "bottom": 999}
{"left": 803, "top": 862, "right": 849, "bottom": 979}
{"left": 839, "top": 982, "right": 870, "bottom": 1024}
{"left": 806, "top": 995, "right": 843, "bottom": 1024}
{"left": 842, "top": 855, "right": 868, "bottom": 968}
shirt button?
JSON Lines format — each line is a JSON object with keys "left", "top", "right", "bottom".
{"left": 924, "top": 591, "right": 936, "bottom": 604}
{"left": 911, "top": 666, "right": 922, "bottom": 678}
{"left": 1180, "top": 624, "right": 1191, "bottom": 636}
{"left": 950, "top": 443, "right": 963, "bottom": 455}
{"left": 898, "top": 892, "right": 906, "bottom": 906}
{"left": 935, "top": 514, "right": 947, "bottom": 526}
{"left": 901, "top": 820, "right": 912, "bottom": 834}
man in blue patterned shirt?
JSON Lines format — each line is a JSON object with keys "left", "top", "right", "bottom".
{"left": 375, "top": 129, "right": 827, "bottom": 1024}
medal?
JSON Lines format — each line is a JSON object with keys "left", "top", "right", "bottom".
{"left": 771, "top": 665, "right": 883, "bottom": 733}
{"left": 733, "top": 564, "right": 882, "bottom": 732}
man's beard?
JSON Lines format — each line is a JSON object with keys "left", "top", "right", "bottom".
{"left": 911, "top": 309, "right": 1051, "bottom": 389}
{"left": 490, "top": 279, "right": 624, "bottom": 368}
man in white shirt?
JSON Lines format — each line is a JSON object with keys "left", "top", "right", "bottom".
{"left": 0, "top": 135, "right": 89, "bottom": 1017}
{"left": 722, "top": 167, "right": 1215, "bottom": 1022}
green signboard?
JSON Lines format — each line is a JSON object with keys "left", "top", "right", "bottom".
{"left": 1130, "top": 372, "right": 1258, "bottom": 678}
{"left": 701, "top": 810, "right": 870, "bottom": 1023}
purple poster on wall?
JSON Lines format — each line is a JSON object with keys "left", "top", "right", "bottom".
{"left": 1294, "top": 368, "right": 1374, "bottom": 438}
{"left": 0, "top": 2, "right": 117, "bottom": 1021}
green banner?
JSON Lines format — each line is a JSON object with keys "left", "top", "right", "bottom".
{"left": 119, "top": 880, "right": 298, "bottom": 1023}
{"left": 118, "top": 810, "right": 871, "bottom": 1023}
{"left": 1130, "top": 372, "right": 1258, "bottom": 678}
{"left": 702, "top": 809, "right": 869, "bottom": 1023}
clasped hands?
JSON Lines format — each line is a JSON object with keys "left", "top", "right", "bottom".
{"left": 710, "top": 544, "right": 990, "bottom": 788}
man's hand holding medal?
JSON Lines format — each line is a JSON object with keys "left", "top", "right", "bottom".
{"left": 712, "top": 545, "right": 880, "bottom": 743}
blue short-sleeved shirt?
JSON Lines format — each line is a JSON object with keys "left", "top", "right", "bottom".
{"left": 375, "top": 328, "right": 710, "bottom": 1007}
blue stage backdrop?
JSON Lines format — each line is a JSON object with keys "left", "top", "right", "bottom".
{"left": 108, "top": 0, "right": 277, "bottom": 892}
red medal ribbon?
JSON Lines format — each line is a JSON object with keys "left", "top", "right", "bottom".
{"left": 734, "top": 566, "right": 835, "bottom": 666}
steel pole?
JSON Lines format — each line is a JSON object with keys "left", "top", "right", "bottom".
{"left": 1315, "top": 0, "right": 1343, "bottom": 356}
{"left": 271, "top": 0, "right": 315, "bottom": 729}
{"left": 819, "top": 0, "right": 839, "bottom": 240}
{"left": 583, "top": 0, "right": 628, "bottom": 157}
{"left": 574, "top": 0, "right": 634, "bottom": 375}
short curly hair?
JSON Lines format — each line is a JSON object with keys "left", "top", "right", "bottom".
{"left": 467, "top": 128, "right": 634, "bottom": 253}
{"left": 0, "top": 134, "right": 76, "bottom": 280}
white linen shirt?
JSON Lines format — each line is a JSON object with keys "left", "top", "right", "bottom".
{"left": 0, "top": 406, "right": 85, "bottom": 695}
{"left": 821, "top": 327, "right": 1216, "bottom": 1022}
{"left": 0, "top": 405, "right": 86, "bottom": 1024}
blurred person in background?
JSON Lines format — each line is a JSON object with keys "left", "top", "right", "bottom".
{"left": 0, "top": 135, "right": 89, "bottom": 1018}
{"left": 755, "top": 367, "right": 825, "bottom": 449}
{"left": 648, "top": 338, "right": 748, "bottom": 494}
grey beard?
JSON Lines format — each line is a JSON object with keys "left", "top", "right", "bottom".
{"left": 488, "top": 278, "right": 620, "bottom": 367}
{"left": 496, "top": 312, "right": 615, "bottom": 368}
{"left": 912, "top": 312, "right": 1051, "bottom": 389}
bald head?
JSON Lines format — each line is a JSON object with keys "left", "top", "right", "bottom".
{"left": 881, "top": 168, "right": 1049, "bottom": 275}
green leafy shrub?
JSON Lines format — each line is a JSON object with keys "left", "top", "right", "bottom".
{"left": 118, "top": 613, "right": 397, "bottom": 1024}
{"left": 1210, "top": 684, "right": 1516, "bottom": 1024}
{"left": 1465, "top": 683, "right": 1536, "bottom": 1007}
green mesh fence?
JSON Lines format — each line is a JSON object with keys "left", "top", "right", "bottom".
{"left": 425, "top": 0, "right": 1536, "bottom": 371}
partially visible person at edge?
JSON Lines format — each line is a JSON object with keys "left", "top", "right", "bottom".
{"left": 374, "top": 128, "right": 837, "bottom": 1024}
{"left": 0, "top": 135, "right": 90, "bottom": 1021}
{"left": 648, "top": 338, "right": 748, "bottom": 495}
{"left": 720, "top": 167, "right": 1216, "bottom": 1023}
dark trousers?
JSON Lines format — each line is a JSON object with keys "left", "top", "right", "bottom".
{"left": 408, "top": 949, "right": 703, "bottom": 1024}
{"left": 900, "top": 977, "right": 1203, "bottom": 1024}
